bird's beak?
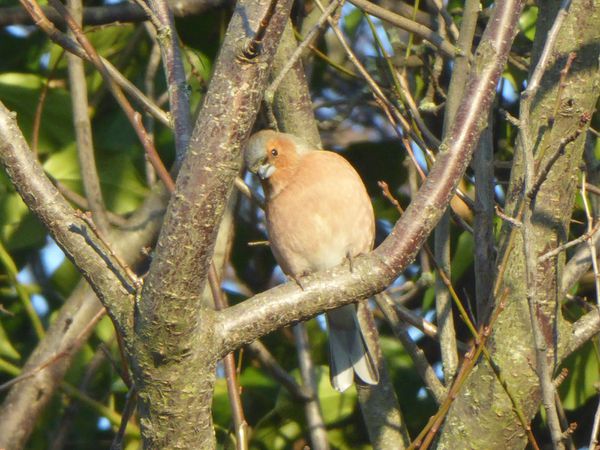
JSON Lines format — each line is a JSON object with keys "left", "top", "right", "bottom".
{"left": 257, "top": 163, "right": 276, "bottom": 180}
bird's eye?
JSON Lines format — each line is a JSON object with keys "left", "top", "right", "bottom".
{"left": 270, "top": 148, "right": 278, "bottom": 157}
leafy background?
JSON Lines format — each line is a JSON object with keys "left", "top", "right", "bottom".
{"left": 0, "top": 1, "right": 598, "bottom": 449}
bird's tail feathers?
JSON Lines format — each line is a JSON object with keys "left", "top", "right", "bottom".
{"left": 326, "top": 304, "right": 379, "bottom": 392}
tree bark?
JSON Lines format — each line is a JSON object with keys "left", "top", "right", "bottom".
{"left": 436, "top": 1, "right": 600, "bottom": 447}
{"left": 129, "top": 0, "right": 295, "bottom": 447}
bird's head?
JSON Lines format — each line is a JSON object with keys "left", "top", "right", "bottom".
{"left": 245, "top": 130, "right": 313, "bottom": 182}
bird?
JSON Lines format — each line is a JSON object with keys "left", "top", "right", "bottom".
{"left": 244, "top": 129, "right": 379, "bottom": 392}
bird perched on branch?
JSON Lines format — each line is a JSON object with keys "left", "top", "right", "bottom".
{"left": 244, "top": 129, "right": 379, "bottom": 392}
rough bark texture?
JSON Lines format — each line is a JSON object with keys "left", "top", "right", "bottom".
{"left": 436, "top": 1, "right": 600, "bottom": 447}
{"left": 130, "top": 0, "right": 295, "bottom": 447}
{"left": 217, "top": 0, "right": 523, "bottom": 357}
{"left": 0, "top": 185, "right": 167, "bottom": 450}
{"left": 271, "top": 20, "right": 321, "bottom": 148}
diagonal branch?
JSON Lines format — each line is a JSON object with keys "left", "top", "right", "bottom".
{"left": 216, "top": 0, "right": 524, "bottom": 355}
{"left": 0, "top": 102, "right": 134, "bottom": 336}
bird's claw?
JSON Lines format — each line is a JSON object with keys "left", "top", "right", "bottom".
{"left": 346, "top": 252, "right": 354, "bottom": 273}
{"left": 290, "top": 274, "right": 308, "bottom": 291}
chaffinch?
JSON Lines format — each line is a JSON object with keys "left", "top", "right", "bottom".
{"left": 245, "top": 130, "right": 379, "bottom": 392}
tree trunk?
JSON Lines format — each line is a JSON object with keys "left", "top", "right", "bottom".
{"left": 437, "top": 1, "right": 600, "bottom": 447}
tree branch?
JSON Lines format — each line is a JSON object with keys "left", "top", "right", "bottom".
{"left": 0, "top": 0, "right": 230, "bottom": 27}
{"left": 0, "top": 102, "right": 134, "bottom": 335}
{"left": 347, "top": 0, "right": 459, "bottom": 58}
{"left": 0, "top": 181, "right": 168, "bottom": 450}
{"left": 216, "top": 0, "right": 524, "bottom": 355}
{"left": 129, "top": 0, "right": 296, "bottom": 446}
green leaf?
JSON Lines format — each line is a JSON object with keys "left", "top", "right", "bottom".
{"left": 314, "top": 365, "right": 356, "bottom": 424}
{"left": 422, "top": 284, "right": 435, "bottom": 311}
{"left": 94, "top": 315, "right": 115, "bottom": 344}
{"left": 0, "top": 73, "right": 74, "bottom": 154}
{"left": 519, "top": 6, "right": 538, "bottom": 41}
{"left": 274, "top": 365, "right": 357, "bottom": 426}
{"left": 343, "top": 8, "right": 363, "bottom": 37}
{"left": 559, "top": 340, "right": 600, "bottom": 410}
{"left": 451, "top": 230, "right": 474, "bottom": 283}
{"left": 0, "top": 188, "right": 45, "bottom": 251}
{"left": 212, "top": 377, "right": 231, "bottom": 427}
{"left": 0, "top": 321, "right": 20, "bottom": 360}
{"left": 97, "top": 154, "right": 148, "bottom": 214}
{"left": 43, "top": 146, "right": 149, "bottom": 215}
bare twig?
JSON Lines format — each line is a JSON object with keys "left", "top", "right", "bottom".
{"left": 0, "top": 0, "right": 230, "bottom": 27}
{"left": 409, "top": 295, "right": 507, "bottom": 449}
{"left": 540, "top": 220, "right": 600, "bottom": 262}
{"left": 144, "top": 0, "right": 193, "bottom": 161}
{"left": 495, "top": 205, "right": 522, "bottom": 227}
{"left": 142, "top": 33, "right": 162, "bottom": 186}
{"left": 245, "top": 340, "right": 311, "bottom": 401}
{"left": 75, "top": 211, "right": 141, "bottom": 290}
{"left": 293, "top": 324, "right": 329, "bottom": 450}
{"left": 0, "top": 240, "right": 45, "bottom": 339}
{"left": 19, "top": 0, "right": 170, "bottom": 127}
{"left": 347, "top": 0, "right": 459, "bottom": 58}
{"left": 516, "top": 3, "right": 576, "bottom": 447}
{"left": 35, "top": 0, "right": 176, "bottom": 193}
{"left": 50, "top": 177, "right": 128, "bottom": 227}
{"left": 240, "top": 0, "right": 279, "bottom": 59}
{"left": 110, "top": 386, "right": 138, "bottom": 450}
{"left": 581, "top": 175, "right": 600, "bottom": 450}
{"left": 67, "top": 0, "right": 110, "bottom": 233}
{"left": 32, "top": 50, "right": 64, "bottom": 154}
{"left": 375, "top": 294, "right": 446, "bottom": 403}
{"left": 265, "top": 0, "right": 340, "bottom": 105}
{"left": 0, "top": 307, "right": 105, "bottom": 393}
{"left": 208, "top": 265, "right": 248, "bottom": 450}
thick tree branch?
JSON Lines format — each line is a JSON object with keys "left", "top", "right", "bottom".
{"left": 130, "top": 0, "right": 296, "bottom": 447}
{"left": 0, "top": 183, "right": 167, "bottom": 450}
{"left": 347, "top": 0, "right": 458, "bottom": 58}
{"left": 0, "top": 0, "right": 230, "bottom": 27}
{"left": 0, "top": 102, "right": 134, "bottom": 335}
{"left": 216, "top": 0, "right": 524, "bottom": 355}
{"left": 145, "top": 0, "right": 193, "bottom": 161}
{"left": 438, "top": 0, "right": 600, "bottom": 446}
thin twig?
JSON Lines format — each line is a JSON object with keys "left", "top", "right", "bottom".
{"left": 75, "top": 211, "right": 141, "bottom": 289}
{"left": 347, "top": 0, "right": 459, "bottom": 58}
{"left": 409, "top": 294, "right": 508, "bottom": 449}
{"left": 110, "top": 385, "right": 138, "bottom": 450}
{"left": 374, "top": 294, "right": 446, "bottom": 403}
{"left": 240, "top": 0, "right": 279, "bottom": 59}
{"left": 142, "top": 32, "right": 162, "bottom": 186}
{"left": 67, "top": 0, "right": 110, "bottom": 233}
{"left": 516, "top": 4, "right": 577, "bottom": 445}
{"left": 49, "top": 177, "right": 128, "bottom": 226}
{"left": 293, "top": 324, "right": 329, "bottom": 450}
{"left": 0, "top": 240, "right": 45, "bottom": 340}
{"left": 144, "top": 0, "right": 193, "bottom": 161}
{"left": 208, "top": 264, "right": 248, "bottom": 450}
{"left": 540, "top": 220, "right": 600, "bottom": 262}
{"left": 32, "top": 49, "right": 64, "bottom": 154}
{"left": 265, "top": 0, "right": 341, "bottom": 105}
{"left": 41, "top": 0, "right": 176, "bottom": 192}
{"left": 381, "top": 181, "right": 536, "bottom": 445}
{"left": 0, "top": 307, "right": 106, "bottom": 392}
{"left": 495, "top": 205, "right": 522, "bottom": 227}
{"left": 245, "top": 341, "right": 311, "bottom": 401}
{"left": 19, "top": 0, "right": 170, "bottom": 127}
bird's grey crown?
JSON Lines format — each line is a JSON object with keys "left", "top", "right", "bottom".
{"left": 244, "top": 130, "right": 313, "bottom": 172}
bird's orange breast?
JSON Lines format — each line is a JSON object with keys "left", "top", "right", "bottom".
{"left": 265, "top": 151, "right": 374, "bottom": 277}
